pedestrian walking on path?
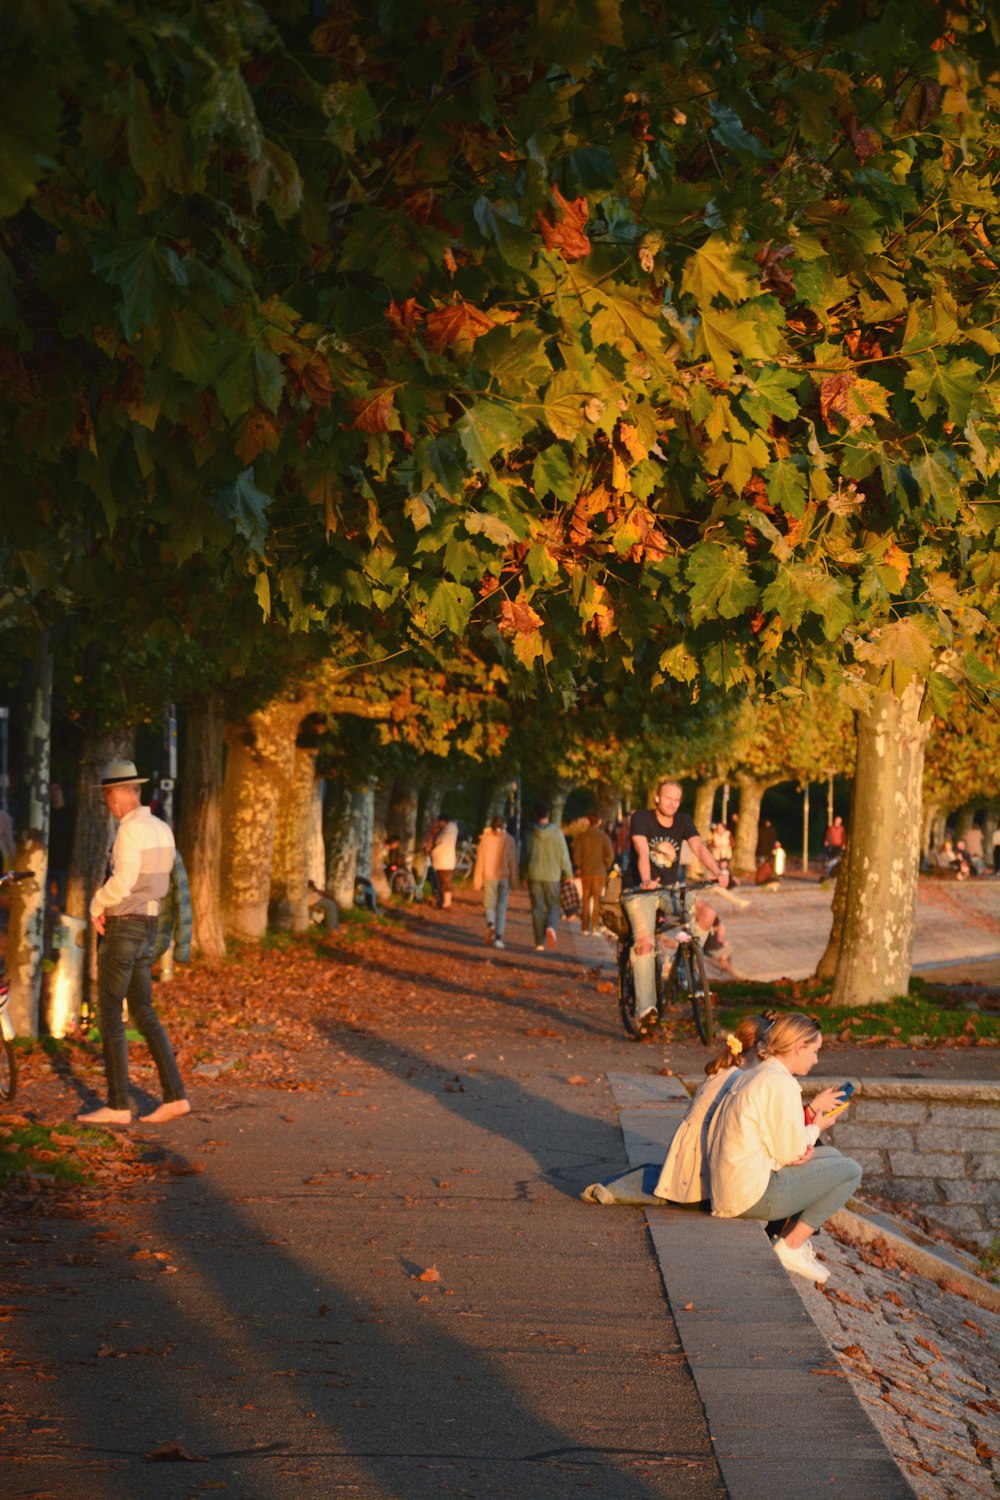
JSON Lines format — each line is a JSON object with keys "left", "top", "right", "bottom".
{"left": 572, "top": 810, "right": 615, "bottom": 935}
{"left": 524, "top": 801, "right": 572, "bottom": 950}
{"left": 78, "top": 759, "right": 189, "bottom": 1128}
{"left": 472, "top": 815, "right": 518, "bottom": 948}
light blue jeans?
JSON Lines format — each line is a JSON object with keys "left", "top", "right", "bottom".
{"left": 482, "top": 879, "right": 510, "bottom": 940}
{"left": 739, "top": 1153, "right": 862, "bottom": 1232}
{"left": 624, "top": 887, "right": 685, "bottom": 1012}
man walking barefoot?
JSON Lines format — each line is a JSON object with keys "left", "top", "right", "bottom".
{"left": 78, "top": 760, "right": 190, "bottom": 1127}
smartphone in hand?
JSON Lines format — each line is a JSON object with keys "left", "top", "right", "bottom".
{"left": 825, "top": 1081, "right": 855, "bottom": 1118}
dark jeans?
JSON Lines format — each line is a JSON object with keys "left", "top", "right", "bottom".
{"left": 97, "top": 917, "right": 185, "bottom": 1111}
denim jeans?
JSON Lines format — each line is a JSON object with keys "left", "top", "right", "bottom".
{"left": 482, "top": 879, "right": 510, "bottom": 940}
{"left": 624, "top": 887, "right": 685, "bottom": 1012}
{"left": 739, "top": 1153, "right": 862, "bottom": 1232}
{"left": 528, "top": 881, "right": 561, "bottom": 946}
{"left": 97, "top": 917, "right": 185, "bottom": 1110}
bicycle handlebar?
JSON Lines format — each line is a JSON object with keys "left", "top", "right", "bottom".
{"left": 0, "top": 871, "right": 34, "bottom": 886}
{"left": 621, "top": 879, "right": 719, "bottom": 899}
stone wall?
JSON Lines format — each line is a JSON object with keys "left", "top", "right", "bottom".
{"left": 802, "top": 1079, "right": 1000, "bottom": 1252}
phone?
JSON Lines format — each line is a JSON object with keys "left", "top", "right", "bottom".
{"left": 824, "top": 1081, "right": 855, "bottom": 1117}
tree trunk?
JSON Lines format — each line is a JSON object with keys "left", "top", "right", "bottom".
{"left": 324, "top": 779, "right": 358, "bottom": 909}
{"left": 731, "top": 774, "right": 773, "bottom": 875}
{"left": 177, "top": 693, "right": 226, "bottom": 962}
{"left": 7, "top": 640, "right": 52, "bottom": 1036}
{"left": 920, "top": 800, "right": 939, "bottom": 863}
{"left": 813, "top": 835, "right": 850, "bottom": 982}
{"left": 270, "top": 744, "right": 319, "bottom": 932}
{"left": 593, "top": 782, "right": 622, "bottom": 823}
{"left": 220, "top": 696, "right": 310, "bottom": 940}
{"left": 387, "top": 779, "right": 419, "bottom": 855}
{"left": 831, "top": 683, "right": 931, "bottom": 1007}
{"left": 548, "top": 778, "right": 572, "bottom": 828}
{"left": 370, "top": 782, "right": 391, "bottom": 898}
{"left": 352, "top": 783, "right": 376, "bottom": 882}
{"left": 687, "top": 778, "right": 721, "bottom": 876}
{"left": 306, "top": 778, "right": 325, "bottom": 888}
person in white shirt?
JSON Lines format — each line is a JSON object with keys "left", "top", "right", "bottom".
{"left": 706, "top": 1013, "right": 859, "bottom": 1283}
{"left": 429, "top": 816, "right": 459, "bottom": 909}
{"left": 78, "top": 760, "right": 189, "bottom": 1128}
{"left": 654, "top": 1013, "right": 773, "bottom": 1204}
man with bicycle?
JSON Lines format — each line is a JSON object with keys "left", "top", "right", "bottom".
{"left": 626, "top": 778, "right": 729, "bottom": 1033}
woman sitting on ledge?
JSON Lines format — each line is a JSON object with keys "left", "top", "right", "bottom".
{"left": 653, "top": 1013, "right": 774, "bottom": 1205}
{"left": 706, "top": 1013, "right": 860, "bottom": 1284}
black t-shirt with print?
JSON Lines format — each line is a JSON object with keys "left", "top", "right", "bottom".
{"left": 627, "top": 808, "right": 699, "bottom": 888}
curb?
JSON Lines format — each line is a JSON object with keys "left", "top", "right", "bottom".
{"left": 831, "top": 1200, "right": 1000, "bottom": 1315}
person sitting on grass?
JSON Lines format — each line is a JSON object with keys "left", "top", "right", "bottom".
{"left": 653, "top": 1013, "right": 775, "bottom": 1205}
{"left": 706, "top": 1012, "right": 859, "bottom": 1284}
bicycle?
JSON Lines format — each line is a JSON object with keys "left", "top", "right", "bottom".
{"left": 0, "top": 870, "right": 34, "bottom": 1102}
{"left": 617, "top": 881, "right": 716, "bottom": 1045}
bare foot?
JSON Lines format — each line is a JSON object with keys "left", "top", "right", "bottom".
{"left": 139, "top": 1099, "right": 192, "bottom": 1124}
{"left": 77, "top": 1106, "right": 132, "bottom": 1126}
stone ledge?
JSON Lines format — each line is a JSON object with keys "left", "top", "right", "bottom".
{"left": 830, "top": 1199, "right": 1000, "bottom": 1316}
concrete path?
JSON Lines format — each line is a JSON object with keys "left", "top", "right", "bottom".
{"left": 712, "top": 876, "right": 1000, "bottom": 983}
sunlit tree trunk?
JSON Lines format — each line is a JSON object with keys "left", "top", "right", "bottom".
{"left": 324, "top": 779, "right": 358, "bottom": 909}
{"left": 832, "top": 683, "right": 931, "bottom": 1007}
{"left": 220, "top": 697, "right": 309, "bottom": 940}
{"left": 687, "top": 777, "right": 721, "bottom": 876}
{"left": 548, "top": 778, "right": 572, "bottom": 828}
{"left": 813, "top": 835, "right": 850, "bottom": 982}
{"left": 7, "top": 639, "right": 52, "bottom": 1036}
{"left": 352, "top": 783, "right": 376, "bottom": 883}
{"left": 731, "top": 773, "right": 778, "bottom": 875}
{"left": 270, "top": 744, "right": 319, "bottom": 932}
{"left": 178, "top": 693, "right": 226, "bottom": 962}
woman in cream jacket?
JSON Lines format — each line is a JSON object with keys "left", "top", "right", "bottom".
{"left": 706, "top": 1013, "right": 860, "bottom": 1283}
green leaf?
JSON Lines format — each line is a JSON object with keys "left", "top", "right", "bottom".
{"left": 464, "top": 511, "right": 519, "bottom": 546}
{"left": 454, "top": 401, "right": 530, "bottom": 470}
{"left": 903, "top": 355, "right": 981, "bottom": 425}
{"left": 740, "top": 368, "right": 802, "bottom": 425}
{"left": 764, "top": 460, "right": 808, "bottom": 516}
{"left": 532, "top": 444, "right": 575, "bottom": 501}
{"left": 911, "top": 451, "right": 960, "bottom": 521}
{"left": 761, "top": 566, "right": 853, "bottom": 638}
{"left": 254, "top": 571, "right": 271, "bottom": 620}
{"left": 215, "top": 468, "right": 272, "bottom": 554}
{"left": 424, "top": 580, "right": 474, "bottom": 635}
{"left": 680, "top": 235, "right": 754, "bottom": 307}
{"left": 686, "top": 543, "right": 758, "bottom": 622}
{"left": 0, "top": 72, "right": 60, "bottom": 218}
{"left": 709, "top": 103, "right": 769, "bottom": 162}
{"left": 91, "top": 239, "right": 166, "bottom": 342}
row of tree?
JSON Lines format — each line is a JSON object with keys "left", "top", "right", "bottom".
{"left": 2, "top": 1, "right": 999, "bottom": 1025}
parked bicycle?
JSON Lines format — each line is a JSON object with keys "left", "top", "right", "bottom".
{"left": 0, "top": 870, "right": 34, "bottom": 1102}
{"left": 617, "top": 880, "right": 716, "bottom": 1045}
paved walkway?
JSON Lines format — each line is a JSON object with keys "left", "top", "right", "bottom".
{"left": 1, "top": 890, "right": 996, "bottom": 1499}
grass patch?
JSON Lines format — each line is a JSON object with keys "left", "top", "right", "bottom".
{"left": 0, "top": 1120, "right": 111, "bottom": 1187}
{"left": 978, "top": 1236, "right": 1000, "bottom": 1284}
{"left": 712, "top": 976, "right": 1000, "bottom": 1046}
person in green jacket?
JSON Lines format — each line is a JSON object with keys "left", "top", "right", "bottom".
{"left": 524, "top": 802, "right": 573, "bottom": 951}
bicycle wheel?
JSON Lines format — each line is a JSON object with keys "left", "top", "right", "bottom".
{"left": 686, "top": 942, "right": 714, "bottom": 1044}
{"left": 617, "top": 939, "right": 643, "bottom": 1040}
{"left": 0, "top": 1036, "right": 16, "bottom": 1104}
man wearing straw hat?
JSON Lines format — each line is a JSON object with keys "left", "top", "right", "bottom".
{"left": 78, "top": 760, "right": 190, "bottom": 1126}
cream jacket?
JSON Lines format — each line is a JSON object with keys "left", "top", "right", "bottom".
{"left": 706, "top": 1057, "right": 820, "bottom": 1218}
{"left": 654, "top": 1066, "right": 740, "bottom": 1203}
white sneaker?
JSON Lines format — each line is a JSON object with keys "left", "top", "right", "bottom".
{"left": 773, "top": 1236, "right": 829, "bottom": 1284}
{"left": 493, "top": 938, "right": 505, "bottom": 949}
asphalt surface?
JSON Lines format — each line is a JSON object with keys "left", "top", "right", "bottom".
{"left": 1, "top": 885, "right": 996, "bottom": 1499}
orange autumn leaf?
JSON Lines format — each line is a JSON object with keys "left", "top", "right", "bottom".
{"left": 387, "top": 298, "right": 424, "bottom": 338}
{"left": 498, "top": 596, "right": 543, "bottom": 639}
{"left": 349, "top": 385, "right": 401, "bottom": 433}
{"left": 537, "top": 184, "right": 591, "bottom": 261}
{"left": 235, "top": 409, "right": 282, "bottom": 464}
{"left": 423, "top": 298, "right": 505, "bottom": 355}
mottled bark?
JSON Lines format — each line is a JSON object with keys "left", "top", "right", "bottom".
{"left": 220, "top": 697, "right": 310, "bottom": 940}
{"left": 920, "top": 801, "right": 939, "bottom": 862}
{"left": 370, "top": 783, "right": 391, "bottom": 897}
{"left": 7, "top": 641, "right": 52, "bottom": 1036}
{"left": 731, "top": 774, "right": 778, "bottom": 874}
{"left": 832, "top": 684, "right": 931, "bottom": 1006}
{"left": 593, "top": 783, "right": 623, "bottom": 823}
{"left": 686, "top": 778, "right": 721, "bottom": 876}
{"left": 813, "top": 835, "right": 850, "bottom": 982}
{"left": 548, "top": 779, "right": 572, "bottom": 828}
{"left": 387, "top": 779, "right": 419, "bottom": 855}
{"left": 323, "top": 780, "right": 358, "bottom": 909}
{"left": 178, "top": 694, "right": 225, "bottom": 962}
{"left": 270, "top": 744, "right": 319, "bottom": 932}
{"left": 351, "top": 784, "right": 376, "bottom": 882}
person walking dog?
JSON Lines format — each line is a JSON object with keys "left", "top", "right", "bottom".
{"left": 78, "top": 760, "right": 190, "bottom": 1127}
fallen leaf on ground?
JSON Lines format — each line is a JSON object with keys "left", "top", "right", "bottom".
{"left": 415, "top": 1266, "right": 441, "bottom": 1282}
{"left": 146, "top": 1442, "right": 206, "bottom": 1462}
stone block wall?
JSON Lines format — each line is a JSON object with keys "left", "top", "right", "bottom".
{"left": 801, "top": 1079, "right": 1000, "bottom": 1252}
